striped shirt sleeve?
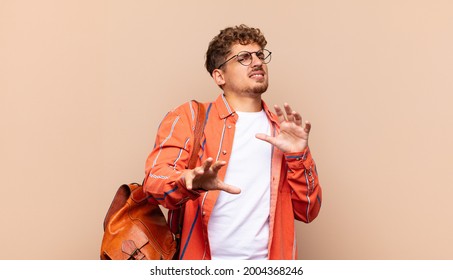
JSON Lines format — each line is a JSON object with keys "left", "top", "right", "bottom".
{"left": 143, "top": 103, "right": 201, "bottom": 209}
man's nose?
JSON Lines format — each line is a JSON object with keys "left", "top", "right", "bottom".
{"left": 250, "top": 53, "right": 263, "bottom": 67}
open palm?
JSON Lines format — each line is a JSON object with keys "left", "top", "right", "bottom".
{"left": 256, "top": 103, "right": 311, "bottom": 153}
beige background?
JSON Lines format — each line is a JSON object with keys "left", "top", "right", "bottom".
{"left": 1, "top": 0, "right": 452, "bottom": 259}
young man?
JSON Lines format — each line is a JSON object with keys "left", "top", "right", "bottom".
{"left": 143, "top": 24, "right": 322, "bottom": 260}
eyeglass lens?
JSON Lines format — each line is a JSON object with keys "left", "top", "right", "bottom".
{"left": 237, "top": 50, "right": 271, "bottom": 66}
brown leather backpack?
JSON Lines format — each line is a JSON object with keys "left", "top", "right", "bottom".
{"left": 100, "top": 100, "right": 206, "bottom": 260}
{"left": 100, "top": 183, "right": 176, "bottom": 260}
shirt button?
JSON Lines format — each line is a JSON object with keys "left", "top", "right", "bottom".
{"left": 227, "top": 125, "right": 232, "bottom": 129}
{"left": 222, "top": 150, "right": 227, "bottom": 155}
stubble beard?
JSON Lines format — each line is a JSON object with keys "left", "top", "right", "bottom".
{"left": 227, "top": 80, "right": 268, "bottom": 98}
{"left": 244, "top": 80, "right": 268, "bottom": 97}
{"left": 251, "top": 81, "right": 268, "bottom": 94}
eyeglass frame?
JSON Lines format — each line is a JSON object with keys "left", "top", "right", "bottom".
{"left": 216, "top": 49, "right": 272, "bottom": 70}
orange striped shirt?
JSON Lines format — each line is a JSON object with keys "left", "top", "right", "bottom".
{"left": 143, "top": 94, "right": 322, "bottom": 259}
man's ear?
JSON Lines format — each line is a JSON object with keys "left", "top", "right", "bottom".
{"left": 212, "top": 69, "right": 225, "bottom": 87}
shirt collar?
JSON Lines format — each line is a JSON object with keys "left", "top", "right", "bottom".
{"left": 214, "top": 94, "right": 279, "bottom": 125}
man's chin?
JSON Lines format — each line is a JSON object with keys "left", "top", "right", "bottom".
{"left": 252, "top": 84, "right": 268, "bottom": 94}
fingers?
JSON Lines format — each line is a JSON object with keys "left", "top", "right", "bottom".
{"left": 185, "top": 170, "right": 195, "bottom": 190}
{"left": 201, "top": 157, "right": 213, "bottom": 173}
{"left": 211, "top": 160, "right": 227, "bottom": 173}
{"left": 304, "top": 120, "right": 312, "bottom": 134}
{"left": 186, "top": 158, "right": 212, "bottom": 190}
{"left": 293, "top": 111, "right": 303, "bottom": 126}
{"left": 186, "top": 158, "right": 231, "bottom": 191}
{"left": 284, "top": 103, "right": 295, "bottom": 122}
{"left": 275, "top": 103, "right": 307, "bottom": 127}
{"left": 218, "top": 182, "right": 241, "bottom": 194}
{"left": 199, "top": 158, "right": 226, "bottom": 174}
{"left": 274, "top": 104, "right": 285, "bottom": 123}
{"left": 255, "top": 133, "right": 276, "bottom": 146}
{"left": 185, "top": 158, "right": 241, "bottom": 195}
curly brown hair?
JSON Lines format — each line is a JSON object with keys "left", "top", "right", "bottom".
{"left": 205, "top": 24, "right": 267, "bottom": 75}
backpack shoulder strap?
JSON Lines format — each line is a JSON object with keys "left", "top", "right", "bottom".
{"left": 188, "top": 100, "right": 206, "bottom": 169}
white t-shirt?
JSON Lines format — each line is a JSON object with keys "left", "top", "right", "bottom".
{"left": 208, "top": 110, "right": 272, "bottom": 260}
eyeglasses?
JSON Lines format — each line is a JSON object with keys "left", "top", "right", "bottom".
{"left": 217, "top": 49, "right": 272, "bottom": 69}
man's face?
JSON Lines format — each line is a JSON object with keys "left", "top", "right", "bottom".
{"left": 220, "top": 43, "right": 269, "bottom": 97}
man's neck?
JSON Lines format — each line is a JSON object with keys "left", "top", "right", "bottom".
{"left": 223, "top": 92, "right": 263, "bottom": 112}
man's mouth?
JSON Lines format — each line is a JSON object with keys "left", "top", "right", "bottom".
{"left": 249, "top": 71, "right": 265, "bottom": 79}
